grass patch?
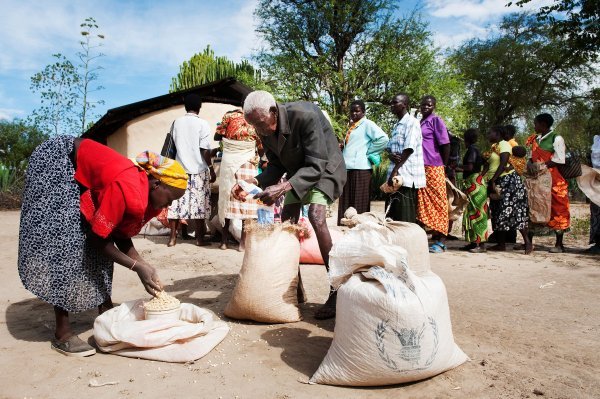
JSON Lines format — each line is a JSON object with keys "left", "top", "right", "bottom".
{"left": 569, "top": 217, "right": 591, "bottom": 238}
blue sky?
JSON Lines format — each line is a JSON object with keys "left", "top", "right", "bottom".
{"left": 0, "top": 0, "right": 550, "bottom": 122}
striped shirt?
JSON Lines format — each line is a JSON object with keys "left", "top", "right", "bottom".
{"left": 387, "top": 113, "right": 426, "bottom": 189}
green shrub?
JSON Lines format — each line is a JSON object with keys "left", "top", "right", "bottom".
{"left": 0, "top": 163, "right": 25, "bottom": 209}
{"left": 371, "top": 158, "right": 390, "bottom": 201}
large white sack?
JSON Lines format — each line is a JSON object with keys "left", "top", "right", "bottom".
{"left": 224, "top": 222, "right": 303, "bottom": 323}
{"left": 310, "top": 243, "right": 468, "bottom": 386}
{"left": 93, "top": 300, "right": 229, "bottom": 363}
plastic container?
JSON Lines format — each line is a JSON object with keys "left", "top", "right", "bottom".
{"left": 257, "top": 204, "right": 274, "bottom": 224}
{"left": 144, "top": 306, "right": 181, "bottom": 321}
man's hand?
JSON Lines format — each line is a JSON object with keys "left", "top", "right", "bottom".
{"left": 209, "top": 167, "right": 217, "bottom": 183}
{"left": 254, "top": 181, "right": 293, "bottom": 206}
{"left": 388, "top": 152, "right": 402, "bottom": 164}
{"left": 135, "top": 262, "right": 163, "bottom": 296}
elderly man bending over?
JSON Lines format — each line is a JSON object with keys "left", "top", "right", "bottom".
{"left": 232, "top": 90, "right": 347, "bottom": 319}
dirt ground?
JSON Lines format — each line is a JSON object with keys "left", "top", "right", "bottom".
{"left": 1, "top": 202, "right": 599, "bottom": 399}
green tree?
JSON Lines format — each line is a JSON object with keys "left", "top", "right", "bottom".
{"left": 30, "top": 17, "right": 105, "bottom": 136}
{"left": 508, "top": 0, "right": 599, "bottom": 61}
{"left": 449, "top": 13, "right": 596, "bottom": 129}
{"left": 170, "top": 45, "right": 263, "bottom": 92}
{"left": 29, "top": 53, "right": 79, "bottom": 136}
{"left": 0, "top": 119, "right": 48, "bottom": 166}
{"left": 254, "top": 0, "right": 467, "bottom": 138}
{"left": 553, "top": 88, "right": 600, "bottom": 155}
{"left": 76, "top": 17, "right": 105, "bottom": 134}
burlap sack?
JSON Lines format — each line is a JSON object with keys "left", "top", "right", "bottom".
{"left": 311, "top": 243, "right": 468, "bottom": 386}
{"left": 446, "top": 178, "right": 468, "bottom": 222}
{"left": 224, "top": 222, "right": 304, "bottom": 323}
{"left": 525, "top": 163, "right": 552, "bottom": 224}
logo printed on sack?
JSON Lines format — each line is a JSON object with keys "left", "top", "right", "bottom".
{"left": 375, "top": 318, "right": 439, "bottom": 371}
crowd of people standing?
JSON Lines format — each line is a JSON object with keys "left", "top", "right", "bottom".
{"left": 16, "top": 89, "right": 598, "bottom": 356}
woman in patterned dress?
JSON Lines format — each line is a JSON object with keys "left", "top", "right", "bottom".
{"left": 486, "top": 126, "right": 533, "bottom": 254}
{"left": 525, "top": 113, "right": 570, "bottom": 253}
{"left": 18, "top": 137, "right": 187, "bottom": 357}
{"left": 214, "top": 109, "right": 263, "bottom": 251}
{"left": 459, "top": 128, "right": 488, "bottom": 252}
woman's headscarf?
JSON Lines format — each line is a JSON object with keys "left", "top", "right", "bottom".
{"left": 133, "top": 151, "right": 188, "bottom": 190}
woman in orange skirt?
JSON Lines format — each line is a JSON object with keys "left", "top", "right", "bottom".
{"left": 526, "top": 113, "right": 570, "bottom": 253}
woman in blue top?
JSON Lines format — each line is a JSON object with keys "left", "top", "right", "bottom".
{"left": 337, "top": 100, "right": 389, "bottom": 225}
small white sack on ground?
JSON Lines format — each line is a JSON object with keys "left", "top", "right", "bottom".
{"left": 93, "top": 300, "right": 229, "bottom": 363}
{"left": 138, "top": 217, "right": 170, "bottom": 236}
{"left": 310, "top": 234, "right": 468, "bottom": 386}
{"left": 224, "top": 222, "right": 305, "bottom": 323}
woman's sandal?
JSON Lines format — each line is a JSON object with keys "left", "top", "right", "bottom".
{"left": 469, "top": 246, "right": 486, "bottom": 253}
{"left": 549, "top": 246, "right": 565, "bottom": 253}
{"left": 459, "top": 243, "right": 477, "bottom": 251}
{"left": 51, "top": 335, "right": 96, "bottom": 357}
{"left": 429, "top": 241, "right": 447, "bottom": 253}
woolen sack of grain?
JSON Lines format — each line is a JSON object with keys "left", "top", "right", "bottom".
{"left": 94, "top": 300, "right": 229, "bottom": 363}
{"left": 310, "top": 241, "right": 468, "bottom": 386}
{"left": 224, "top": 222, "right": 304, "bottom": 323}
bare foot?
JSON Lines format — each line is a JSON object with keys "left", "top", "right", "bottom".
{"left": 237, "top": 245, "right": 245, "bottom": 252}
{"left": 314, "top": 292, "right": 337, "bottom": 320}
{"left": 525, "top": 243, "right": 534, "bottom": 255}
{"left": 167, "top": 238, "right": 176, "bottom": 247}
{"left": 219, "top": 243, "right": 227, "bottom": 250}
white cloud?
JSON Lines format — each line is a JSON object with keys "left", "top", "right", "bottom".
{"left": 0, "top": 0, "right": 260, "bottom": 76}
{"left": 0, "top": 108, "right": 25, "bottom": 121}
{"left": 433, "top": 20, "right": 489, "bottom": 49}
{"left": 425, "top": 0, "right": 554, "bottom": 22}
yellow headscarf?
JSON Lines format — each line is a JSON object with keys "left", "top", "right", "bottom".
{"left": 133, "top": 151, "right": 188, "bottom": 190}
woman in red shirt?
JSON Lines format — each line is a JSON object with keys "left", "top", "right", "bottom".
{"left": 18, "top": 136, "right": 187, "bottom": 357}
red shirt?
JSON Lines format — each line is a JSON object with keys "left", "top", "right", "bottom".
{"left": 74, "top": 139, "right": 160, "bottom": 239}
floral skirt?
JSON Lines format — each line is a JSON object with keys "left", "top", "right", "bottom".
{"left": 167, "top": 170, "right": 211, "bottom": 219}
{"left": 18, "top": 136, "right": 113, "bottom": 312}
{"left": 489, "top": 172, "right": 528, "bottom": 232}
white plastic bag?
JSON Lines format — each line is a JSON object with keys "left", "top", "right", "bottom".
{"left": 93, "top": 300, "right": 229, "bottom": 363}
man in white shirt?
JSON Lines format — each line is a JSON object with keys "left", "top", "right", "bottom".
{"left": 385, "top": 93, "right": 426, "bottom": 222}
{"left": 167, "top": 94, "right": 216, "bottom": 247}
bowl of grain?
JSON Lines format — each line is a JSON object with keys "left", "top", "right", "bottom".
{"left": 144, "top": 291, "right": 181, "bottom": 320}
